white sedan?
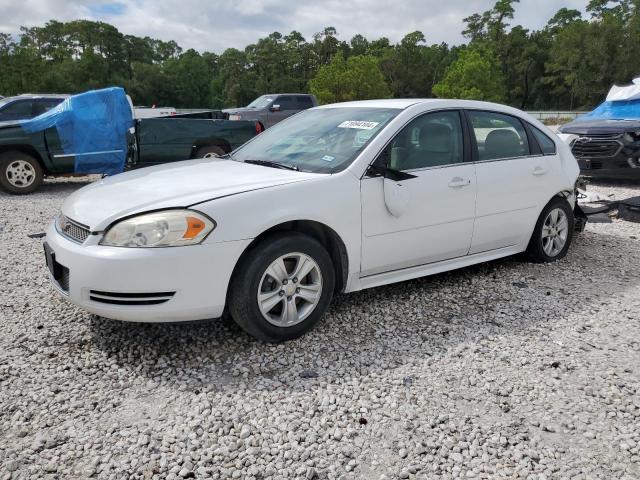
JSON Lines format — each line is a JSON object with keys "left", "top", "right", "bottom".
{"left": 45, "top": 99, "right": 580, "bottom": 342}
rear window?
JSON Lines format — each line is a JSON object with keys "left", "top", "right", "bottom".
{"left": 530, "top": 125, "right": 557, "bottom": 155}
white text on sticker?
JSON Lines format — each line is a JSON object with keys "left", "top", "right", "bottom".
{"left": 338, "top": 121, "right": 380, "bottom": 130}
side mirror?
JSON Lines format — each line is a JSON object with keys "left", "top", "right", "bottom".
{"left": 366, "top": 160, "right": 417, "bottom": 218}
{"left": 366, "top": 162, "right": 417, "bottom": 182}
{"left": 270, "top": 104, "right": 281, "bottom": 112}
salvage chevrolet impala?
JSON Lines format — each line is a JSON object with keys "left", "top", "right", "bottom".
{"left": 45, "top": 99, "right": 581, "bottom": 342}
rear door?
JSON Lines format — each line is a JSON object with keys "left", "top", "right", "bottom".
{"left": 466, "top": 110, "right": 559, "bottom": 254}
{"left": 43, "top": 128, "right": 75, "bottom": 172}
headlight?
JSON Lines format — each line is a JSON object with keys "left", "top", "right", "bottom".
{"left": 100, "top": 209, "right": 215, "bottom": 247}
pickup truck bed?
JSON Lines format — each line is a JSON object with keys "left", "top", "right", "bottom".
{"left": 134, "top": 116, "right": 258, "bottom": 168}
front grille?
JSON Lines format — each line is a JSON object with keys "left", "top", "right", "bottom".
{"left": 57, "top": 215, "right": 91, "bottom": 243}
{"left": 571, "top": 135, "right": 623, "bottom": 159}
{"left": 89, "top": 290, "right": 175, "bottom": 306}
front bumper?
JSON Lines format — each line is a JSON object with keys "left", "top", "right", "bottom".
{"left": 577, "top": 157, "right": 640, "bottom": 179}
{"left": 45, "top": 221, "right": 251, "bottom": 322}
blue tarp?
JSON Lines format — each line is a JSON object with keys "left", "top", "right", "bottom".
{"left": 578, "top": 99, "right": 640, "bottom": 121}
{"left": 20, "top": 87, "right": 133, "bottom": 175}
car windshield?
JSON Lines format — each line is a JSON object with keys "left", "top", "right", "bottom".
{"left": 230, "top": 107, "right": 400, "bottom": 173}
{"left": 247, "top": 95, "right": 275, "bottom": 109}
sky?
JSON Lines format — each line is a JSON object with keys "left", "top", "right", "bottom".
{"left": 0, "top": 0, "right": 588, "bottom": 53}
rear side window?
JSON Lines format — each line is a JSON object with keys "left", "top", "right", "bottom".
{"left": 296, "top": 96, "right": 314, "bottom": 109}
{"left": 530, "top": 125, "right": 557, "bottom": 155}
{"left": 275, "top": 96, "right": 297, "bottom": 111}
{"left": 32, "top": 98, "right": 64, "bottom": 116}
{"left": 468, "top": 111, "right": 530, "bottom": 161}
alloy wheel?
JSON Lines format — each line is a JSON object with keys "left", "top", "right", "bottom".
{"left": 257, "top": 252, "right": 323, "bottom": 327}
{"left": 542, "top": 207, "right": 569, "bottom": 257}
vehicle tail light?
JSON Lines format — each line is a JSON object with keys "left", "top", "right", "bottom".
{"left": 256, "top": 122, "right": 264, "bottom": 134}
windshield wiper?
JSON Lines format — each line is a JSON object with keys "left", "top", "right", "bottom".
{"left": 244, "top": 159, "right": 300, "bottom": 171}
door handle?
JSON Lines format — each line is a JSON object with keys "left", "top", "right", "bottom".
{"left": 448, "top": 177, "right": 471, "bottom": 188}
{"left": 532, "top": 166, "right": 549, "bottom": 176}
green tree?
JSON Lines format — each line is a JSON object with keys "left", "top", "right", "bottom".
{"left": 433, "top": 48, "right": 505, "bottom": 102}
{"left": 309, "top": 52, "right": 391, "bottom": 104}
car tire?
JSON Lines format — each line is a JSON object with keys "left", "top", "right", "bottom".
{"left": 526, "top": 196, "right": 575, "bottom": 263}
{"left": 194, "top": 145, "right": 226, "bottom": 158}
{"left": 0, "top": 152, "right": 44, "bottom": 195}
{"left": 228, "top": 232, "right": 335, "bottom": 342}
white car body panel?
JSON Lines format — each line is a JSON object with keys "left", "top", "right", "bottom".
{"left": 61, "top": 158, "right": 316, "bottom": 230}
{"left": 360, "top": 163, "right": 476, "bottom": 276}
{"left": 45, "top": 221, "right": 250, "bottom": 321}
{"left": 45, "top": 99, "right": 580, "bottom": 324}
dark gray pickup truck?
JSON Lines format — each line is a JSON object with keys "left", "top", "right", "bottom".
{"left": 223, "top": 93, "right": 317, "bottom": 129}
{"left": 0, "top": 111, "right": 260, "bottom": 194}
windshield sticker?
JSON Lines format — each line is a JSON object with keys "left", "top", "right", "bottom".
{"left": 321, "top": 155, "right": 335, "bottom": 162}
{"left": 338, "top": 120, "right": 380, "bottom": 130}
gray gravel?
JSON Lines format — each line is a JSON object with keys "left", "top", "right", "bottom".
{"left": 1, "top": 177, "right": 640, "bottom": 480}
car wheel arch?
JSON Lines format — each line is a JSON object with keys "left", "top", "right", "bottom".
{"left": 190, "top": 139, "right": 231, "bottom": 158}
{"left": 229, "top": 219, "right": 349, "bottom": 295}
{"left": 0, "top": 146, "right": 48, "bottom": 173}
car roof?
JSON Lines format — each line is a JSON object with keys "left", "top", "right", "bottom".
{"left": 316, "top": 99, "right": 427, "bottom": 109}
{"left": 3, "top": 94, "right": 70, "bottom": 101}
{"left": 263, "top": 93, "right": 315, "bottom": 97}
{"left": 314, "top": 98, "right": 532, "bottom": 117}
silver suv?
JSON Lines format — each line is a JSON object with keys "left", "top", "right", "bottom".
{"left": 224, "top": 94, "right": 318, "bottom": 129}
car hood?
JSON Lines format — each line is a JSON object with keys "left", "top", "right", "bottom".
{"left": 61, "top": 158, "right": 316, "bottom": 231}
{"left": 560, "top": 118, "right": 640, "bottom": 135}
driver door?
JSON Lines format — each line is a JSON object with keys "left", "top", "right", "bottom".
{"left": 360, "top": 110, "right": 477, "bottom": 277}
{"left": 266, "top": 96, "right": 296, "bottom": 128}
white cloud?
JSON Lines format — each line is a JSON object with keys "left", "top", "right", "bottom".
{"left": 0, "top": 0, "right": 587, "bottom": 52}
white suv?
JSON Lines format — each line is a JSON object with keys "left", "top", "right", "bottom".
{"left": 45, "top": 99, "right": 580, "bottom": 342}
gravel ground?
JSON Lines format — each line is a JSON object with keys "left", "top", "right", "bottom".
{"left": 1, "top": 177, "right": 640, "bottom": 480}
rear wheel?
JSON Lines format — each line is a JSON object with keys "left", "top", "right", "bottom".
{"left": 526, "top": 197, "right": 574, "bottom": 263}
{"left": 0, "top": 152, "right": 44, "bottom": 194}
{"left": 194, "top": 145, "right": 225, "bottom": 158}
{"left": 228, "top": 233, "right": 335, "bottom": 342}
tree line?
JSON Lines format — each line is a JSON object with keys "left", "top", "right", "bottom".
{"left": 0, "top": 0, "right": 638, "bottom": 110}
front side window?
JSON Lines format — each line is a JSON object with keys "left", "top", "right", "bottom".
{"left": 530, "top": 125, "right": 557, "bottom": 155}
{"left": 379, "top": 110, "right": 464, "bottom": 171}
{"left": 469, "top": 111, "right": 530, "bottom": 161}
{"left": 0, "top": 100, "right": 33, "bottom": 120}
{"left": 231, "top": 107, "right": 399, "bottom": 173}
{"left": 247, "top": 95, "right": 275, "bottom": 109}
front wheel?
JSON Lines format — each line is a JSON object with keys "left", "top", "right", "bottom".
{"left": 0, "top": 152, "right": 44, "bottom": 194}
{"left": 526, "top": 197, "right": 574, "bottom": 263}
{"left": 228, "top": 233, "right": 335, "bottom": 342}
